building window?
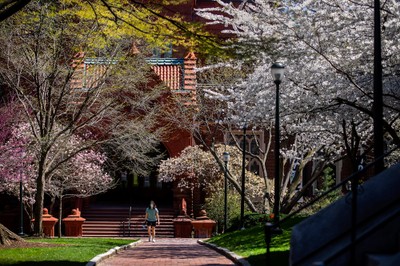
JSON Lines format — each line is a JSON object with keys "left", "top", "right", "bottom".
{"left": 133, "top": 174, "right": 139, "bottom": 187}
{"left": 144, "top": 176, "right": 150, "bottom": 188}
{"left": 156, "top": 179, "right": 163, "bottom": 189}
{"left": 250, "top": 159, "right": 260, "bottom": 175}
{"left": 251, "top": 139, "right": 260, "bottom": 155}
{"left": 225, "top": 130, "right": 265, "bottom": 178}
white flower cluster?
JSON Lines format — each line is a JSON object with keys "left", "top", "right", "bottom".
{"left": 196, "top": 0, "right": 400, "bottom": 165}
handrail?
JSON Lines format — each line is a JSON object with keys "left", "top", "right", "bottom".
{"left": 279, "top": 145, "right": 400, "bottom": 226}
{"left": 128, "top": 206, "right": 132, "bottom": 237}
{"left": 324, "top": 202, "right": 400, "bottom": 265}
{"left": 292, "top": 186, "right": 400, "bottom": 265}
{"left": 265, "top": 144, "right": 400, "bottom": 265}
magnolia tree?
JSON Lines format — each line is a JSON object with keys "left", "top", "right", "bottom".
{"left": 158, "top": 144, "right": 266, "bottom": 213}
{"left": 0, "top": 123, "right": 114, "bottom": 236}
{"left": 47, "top": 149, "right": 114, "bottom": 237}
{"left": 0, "top": 102, "right": 28, "bottom": 244}
{"left": 194, "top": 0, "right": 400, "bottom": 212}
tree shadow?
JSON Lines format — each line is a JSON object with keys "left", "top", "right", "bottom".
{"left": 247, "top": 250, "right": 289, "bottom": 266}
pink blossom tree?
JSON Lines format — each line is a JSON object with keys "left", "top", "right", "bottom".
{"left": 0, "top": 1, "right": 165, "bottom": 235}
{"left": 0, "top": 100, "right": 29, "bottom": 244}
{"left": 0, "top": 123, "right": 114, "bottom": 236}
{"left": 47, "top": 149, "right": 114, "bottom": 237}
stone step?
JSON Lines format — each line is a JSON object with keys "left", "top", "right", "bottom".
{"left": 83, "top": 210, "right": 175, "bottom": 216}
{"left": 82, "top": 224, "right": 174, "bottom": 230}
{"left": 81, "top": 205, "right": 175, "bottom": 238}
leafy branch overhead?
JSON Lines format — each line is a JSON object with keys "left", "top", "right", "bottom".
{"left": 0, "top": 0, "right": 221, "bottom": 55}
{"left": 0, "top": 0, "right": 169, "bottom": 235}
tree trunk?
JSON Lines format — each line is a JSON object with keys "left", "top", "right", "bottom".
{"left": 0, "top": 223, "right": 24, "bottom": 246}
{"left": 33, "top": 156, "right": 46, "bottom": 236}
{"left": 280, "top": 162, "right": 326, "bottom": 214}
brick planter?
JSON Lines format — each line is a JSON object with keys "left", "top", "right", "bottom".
{"left": 63, "top": 208, "right": 86, "bottom": 237}
{"left": 191, "top": 210, "right": 216, "bottom": 238}
{"left": 173, "top": 216, "right": 193, "bottom": 238}
{"left": 32, "top": 208, "right": 58, "bottom": 237}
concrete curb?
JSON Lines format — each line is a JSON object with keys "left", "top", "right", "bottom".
{"left": 85, "top": 239, "right": 142, "bottom": 266}
{"left": 198, "top": 239, "right": 251, "bottom": 266}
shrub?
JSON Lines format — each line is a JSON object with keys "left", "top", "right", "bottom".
{"left": 204, "top": 187, "right": 241, "bottom": 233}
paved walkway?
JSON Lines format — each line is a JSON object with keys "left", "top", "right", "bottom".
{"left": 97, "top": 238, "right": 237, "bottom": 266}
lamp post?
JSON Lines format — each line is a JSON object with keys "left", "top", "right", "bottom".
{"left": 271, "top": 62, "right": 285, "bottom": 226}
{"left": 240, "top": 124, "right": 247, "bottom": 230}
{"left": 18, "top": 151, "right": 26, "bottom": 236}
{"left": 19, "top": 172, "right": 24, "bottom": 236}
{"left": 373, "top": 0, "right": 384, "bottom": 175}
{"left": 265, "top": 63, "right": 285, "bottom": 264}
{"left": 222, "top": 151, "right": 230, "bottom": 233}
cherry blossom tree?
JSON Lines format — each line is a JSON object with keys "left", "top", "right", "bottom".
{"left": 0, "top": 100, "right": 29, "bottom": 244}
{"left": 194, "top": 0, "right": 400, "bottom": 213}
{"left": 196, "top": 0, "right": 400, "bottom": 150}
{"left": 47, "top": 149, "right": 114, "bottom": 237}
{"left": 165, "top": 60, "right": 343, "bottom": 213}
{"left": 0, "top": 122, "right": 114, "bottom": 236}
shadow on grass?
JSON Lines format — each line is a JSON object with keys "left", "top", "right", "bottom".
{"left": 0, "top": 261, "right": 86, "bottom": 266}
{"left": 247, "top": 250, "right": 289, "bottom": 266}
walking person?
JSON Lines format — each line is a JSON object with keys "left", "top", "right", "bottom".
{"left": 145, "top": 200, "right": 160, "bottom": 242}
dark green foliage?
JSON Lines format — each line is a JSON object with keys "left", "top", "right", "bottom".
{"left": 227, "top": 212, "right": 271, "bottom": 231}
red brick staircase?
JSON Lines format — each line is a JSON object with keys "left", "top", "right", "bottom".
{"left": 82, "top": 205, "right": 175, "bottom": 238}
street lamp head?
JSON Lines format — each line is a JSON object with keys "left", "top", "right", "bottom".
{"left": 223, "top": 151, "right": 230, "bottom": 163}
{"left": 271, "top": 62, "right": 285, "bottom": 83}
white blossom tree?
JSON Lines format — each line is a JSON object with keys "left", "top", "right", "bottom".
{"left": 195, "top": 0, "right": 400, "bottom": 213}
{"left": 158, "top": 144, "right": 266, "bottom": 213}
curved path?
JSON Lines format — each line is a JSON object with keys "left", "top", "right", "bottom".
{"left": 97, "top": 238, "right": 236, "bottom": 266}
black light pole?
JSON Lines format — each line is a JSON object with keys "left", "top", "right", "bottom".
{"left": 373, "top": 0, "right": 384, "bottom": 175}
{"left": 18, "top": 169, "right": 24, "bottom": 236}
{"left": 265, "top": 63, "right": 285, "bottom": 265}
{"left": 223, "top": 151, "right": 230, "bottom": 233}
{"left": 240, "top": 124, "right": 247, "bottom": 230}
{"left": 271, "top": 62, "right": 285, "bottom": 226}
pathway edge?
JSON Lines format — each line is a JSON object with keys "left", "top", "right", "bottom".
{"left": 198, "top": 239, "right": 251, "bottom": 266}
{"left": 85, "top": 239, "right": 142, "bottom": 266}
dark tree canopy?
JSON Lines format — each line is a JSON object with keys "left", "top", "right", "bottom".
{"left": 0, "top": 0, "right": 30, "bottom": 22}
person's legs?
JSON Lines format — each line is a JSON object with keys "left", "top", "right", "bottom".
{"left": 147, "top": 224, "right": 152, "bottom": 241}
{"left": 151, "top": 226, "right": 156, "bottom": 242}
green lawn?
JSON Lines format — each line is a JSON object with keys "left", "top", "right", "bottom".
{"left": 0, "top": 238, "right": 136, "bottom": 266}
{"left": 207, "top": 216, "right": 306, "bottom": 266}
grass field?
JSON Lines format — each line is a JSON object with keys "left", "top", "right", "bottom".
{"left": 207, "top": 216, "right": 306, "bottom": 266}
{"left": 0, "top": 238, "right": 136, "bottom": 266}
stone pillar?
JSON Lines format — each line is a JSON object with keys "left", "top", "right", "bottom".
{"left": 183, "top": 52, "right": 197, "bottom": 102}
{"left": 62, "top": 208, "right": 86, "bottom": 237}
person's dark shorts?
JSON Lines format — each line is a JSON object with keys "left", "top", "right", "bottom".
{"left": 146, "top": 220, "right": 157, "bottom": 227}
